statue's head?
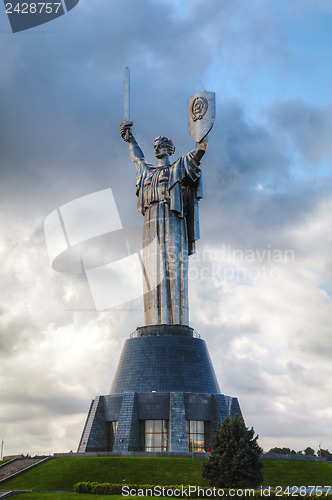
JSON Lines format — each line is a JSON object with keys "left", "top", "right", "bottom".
{"left": 154, "top": 136, "right": 175, "bottom": 158}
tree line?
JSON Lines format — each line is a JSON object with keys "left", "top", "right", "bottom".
{"left": 268, "top": 446, "right": 332, "bottom": 459}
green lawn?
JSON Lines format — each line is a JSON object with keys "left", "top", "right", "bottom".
{"left": 2, "top": 457, "right": 332, "bottom": 492}
{"left": 10, "top": 495, "right": 142, "bottom": 500}
{"left": 263, "top": 460, "right": 332, "bottom": 487}
{"left": 2, "top": 457, "right": 209, "bottom": 491}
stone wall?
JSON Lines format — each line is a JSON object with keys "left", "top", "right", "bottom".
{"left": 78, "top": 392, "right": 242, "bottom": 453}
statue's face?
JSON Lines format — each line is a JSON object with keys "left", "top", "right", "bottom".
{"left": 154, "top": 139, "right": 168, "bottom": 159}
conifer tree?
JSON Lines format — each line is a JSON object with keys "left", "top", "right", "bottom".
{"left": 202, "top": 415, "right": 263, "bottom": 488}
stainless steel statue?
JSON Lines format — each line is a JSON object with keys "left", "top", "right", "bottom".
{"left": 120, "top": 69, "right": 215, "bottom": 326}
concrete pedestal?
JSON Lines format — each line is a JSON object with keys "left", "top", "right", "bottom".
{"left": 78, "top": 325, "right": 242, "bottom": 453}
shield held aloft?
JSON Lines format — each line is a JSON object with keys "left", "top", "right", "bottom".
{"left": 188, "top": 91, "right": 216, "bottom": 143}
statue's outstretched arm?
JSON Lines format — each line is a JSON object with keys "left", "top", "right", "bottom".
{"left": 193, "top": 136, "right": 208, "bottom": 162}
{"left": 120, "top": 121, "right": 145, "bottom": 167}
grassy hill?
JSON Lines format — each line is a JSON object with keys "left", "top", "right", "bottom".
{"left": 262, "top": 459, "right": 332, "bottom": 487}
{"left": 12, "top": 495, "right": 125, "bottom": 500}
{"left": 12, "top": 495, "right": 126, "bottom": 500}
{"left": 2, "top": 457, "right": 332, "bottom": 491}
{"left": 2, "top": 457, "right": 208, "bottom": 491}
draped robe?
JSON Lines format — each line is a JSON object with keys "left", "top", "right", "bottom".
{"left": 136, "top": 150, "right": 203, "bottom": 326}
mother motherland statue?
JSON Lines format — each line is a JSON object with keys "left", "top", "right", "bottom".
{"left": 120, "top": 68, "right": 215, "bottom": 326}
{"left": 120, "top": 87, "right": 213, "bottom": 327}
{"left": 121, "top": 121, "right": 207, "bottom": 325}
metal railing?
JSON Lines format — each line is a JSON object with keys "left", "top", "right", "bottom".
{"left": 130, "top": 329, "right": 201, "bottom": 338}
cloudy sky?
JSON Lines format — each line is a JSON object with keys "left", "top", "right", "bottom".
{"left": 1, "top": 0, "right": 332, "bottom": 456}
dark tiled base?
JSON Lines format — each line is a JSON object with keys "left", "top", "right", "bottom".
{"left": 110, "top": 335, "right": 220, "bottom": 394}
{"left": 78, "top": 391, "right": 242, "bottom": 453}
{"left": 78, "top": 326, "right": 242, "bottom": 453}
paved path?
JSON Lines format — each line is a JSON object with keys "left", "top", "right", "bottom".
{"left": 0, "top": 457, "right": 47, "bottom": 483}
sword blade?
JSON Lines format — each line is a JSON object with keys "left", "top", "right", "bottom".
{"left": 123, "top": 67, "right": 130, "bottom": 122}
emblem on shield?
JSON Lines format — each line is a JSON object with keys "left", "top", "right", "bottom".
{"left": 188, "top": 91, "right": 215, "bottom": 142}
{"left": 191, "top": 96, "right": 208, "bottom": 121}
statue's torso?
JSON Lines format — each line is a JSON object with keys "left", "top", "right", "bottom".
{"left": 143, "top": 165, "right": 171, "bottom": 208}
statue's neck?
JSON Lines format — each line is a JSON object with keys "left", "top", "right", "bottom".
{"left": 156, "top": 156, "right": 170, "bottom": 168}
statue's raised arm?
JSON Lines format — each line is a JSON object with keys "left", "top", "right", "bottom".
{"left": 120, "top": 120, "right": 145, "bottom": 167}
{"left": 193, "top": 136, "right": 208, "bottom": 162}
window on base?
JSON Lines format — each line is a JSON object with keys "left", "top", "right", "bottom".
{"left": 187, "top": 420, "right": 210, "bottom": 452}
{"left": 139, "top": 419, "right": 168, "bottom": 452}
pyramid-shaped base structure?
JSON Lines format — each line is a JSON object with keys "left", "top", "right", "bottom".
{"left": 78, "top": 325, "right": 242, "bottom": 454}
